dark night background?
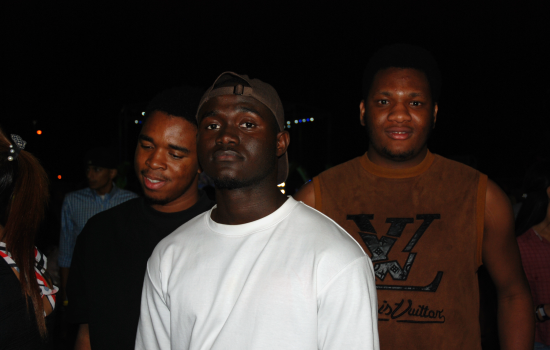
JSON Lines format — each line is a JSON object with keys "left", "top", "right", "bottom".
{"left": 3, "top": 2, "right": 549, "bottom": 192}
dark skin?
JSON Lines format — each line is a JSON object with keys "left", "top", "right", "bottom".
{"left": 197, "top": 94, "right": 289, "bottom": 225}
{"left": 295, "top": 67, "right": 534, "bottom": 349}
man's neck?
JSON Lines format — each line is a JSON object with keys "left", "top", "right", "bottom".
{"left": 94, "top": 182, "right": 114, "bottom": 196}
{"left": 212, "top": 184, "right": 287, "bottom": 225}
{"left": 367, "top": 147, "right": 429, "bottom": 170}
{"left": 149, "top": 188, "right": 201, "bottom": 214}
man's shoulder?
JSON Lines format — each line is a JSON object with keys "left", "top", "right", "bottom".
{"left": 148, "top": 211, "right": 209, "bottom": 256}
{"left": 289, "top": 200, "right": 366, "bottom": 257}
{"left": 316, "top": 154, "right": 365, "bottom": 180}
{"left": 86, "top": 197, "right": 143, "bottom": 227}
{"left": 113, "top": 187, "right": 139, "bottom": 200}
{"left": 64, "top": 187, "right": 93, "bottom": 201}
{"left": 431, "top": 153, "right": 481, "bottom": 176}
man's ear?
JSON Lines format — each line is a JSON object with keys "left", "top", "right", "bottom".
{"left": 276, "top": 130, "right": 290, "bottom": 157}
{"left": 109, "top": 169, "right": 118, "bottom": 180}
{"left": 359, "top": 100, "right": 366, "bottom": 126}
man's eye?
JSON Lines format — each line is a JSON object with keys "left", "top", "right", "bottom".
{"left": 378, "top": 100, "right": 389, "bottom": 105}
{"left": 411, "top": 101, "right": 422, "bottom": 106}
{"left": 206, "top": 124, "right": 219, "bottom": 130}
{"left": 171, "top": 154, "right": 183, "bottom": 159}
{"left": 241, "top": 122, "right": 255, "bottom": 128}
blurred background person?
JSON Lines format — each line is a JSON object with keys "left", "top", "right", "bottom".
{"left": 58, "top": 147, "right": 137, "bottom": 302}
{"left": 0, "top": 130, "right": 58, "bottom": 349}
{"left": 516, "top": 161, "right": 550, "bottom": 350}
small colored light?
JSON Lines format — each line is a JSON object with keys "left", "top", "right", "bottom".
{"left": 294, "top": 120, "right": 298, "bottom": 124}
{"left": 302, "top": 119, "right": 306, "bottom": 122}
{"left": 36, "top": 130, "right": 42, "bottom": 135}
{"left": 277, "top": 182, "right": 285, "bottom": 187}
{"left": 57, "top": 175, "right": 62, "bottom": 180}
{"left": 142, "top": 112, "right": 145, "bottom": 116}
{"left": 134, "top": 120, "right": 139, "bottom": 124}
{"left": 280, "top": 189, "right": 285, "bottom": 194}
{"left": 311, "top": 118, "right": 314, "bottom": 121}
{"left": 307, "top": 118, "right": 310, "bottom": 122}
{"left": 286, "top": 121, "right": 290, "bottom": 124}
{"left": 139, "top": 121, "right": 143, "bottom": 124}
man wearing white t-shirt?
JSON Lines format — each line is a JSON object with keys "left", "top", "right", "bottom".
{"left": 135, "top": 72, "right": 380, "bottom": 350}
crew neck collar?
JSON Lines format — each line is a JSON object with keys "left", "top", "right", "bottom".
{"left": 206, "top": 196, "right": 296, "bottom": 236}
{"left": 360, "top": 150, "right": 435, "bottom": 179}
{"left": 142, "top": 191, "right": 210, "bottom": 219}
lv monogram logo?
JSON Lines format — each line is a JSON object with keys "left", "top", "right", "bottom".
{"left": 347, "top": 214, "right": 443, "bottom": 292}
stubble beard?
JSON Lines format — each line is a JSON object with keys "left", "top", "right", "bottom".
{"left": 144, "top": 192, "right": 175, "bottom": 206}
{"left": 211, "top": 154, "right": 277, "bottom": 190}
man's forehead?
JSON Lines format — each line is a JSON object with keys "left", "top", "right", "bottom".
{"left": 371, "top": 68, "right": 430, "bottom": 90}
{"left": 199, "top": 94, "right": 271, "bottom": 119}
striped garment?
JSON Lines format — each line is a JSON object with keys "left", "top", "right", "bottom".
{"left": 0, "top": 242, "right": 59, "bottom": 315}
{"left": 59, "top": 184, "right": 138, "bottom": 267}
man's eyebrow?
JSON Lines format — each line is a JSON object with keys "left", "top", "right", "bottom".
{"left": 236, "top": 106, "right": 262, "bottom": 116}
{"left": 199, "top": 110, "right": 218, "bottom": 121}
{"left": 169, "top": 144, "right": 190, "bottom": 154}
{"left": 138, "top": 134, "right": 154, "bottom": 142}
{"left": 409, "top": 92, "right": 423, "bottom": 98}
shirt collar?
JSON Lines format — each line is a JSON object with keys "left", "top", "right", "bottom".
{"left": 89, "top": 182, "right": 119, "bottom": 200}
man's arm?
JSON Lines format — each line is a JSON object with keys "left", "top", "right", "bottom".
{"left": 293, "top": 180, "right": 315, "bottom": 208}
{"left": 59, "top": 198, "right": 74, "bottom": 302}
{"left": 317, "top": 256, "right": 379, "bottom": 350}
{"left": 135, "top": 257, "right": 170, "bottom": 350}
{"left": 483, "top": 179, "right": 534, "bottom": 349}
{"left": 74, "top": 324, "right": 91, "bottom": 350}
{"left": 67, "top": 229, "right": 92, "bottom": 349}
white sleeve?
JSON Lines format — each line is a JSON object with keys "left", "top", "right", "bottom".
{"left": 317, "top": 256, "right": 380, "bottom": 350}
{"left": 135, "top": 254, "right": 171, "bottom": 350}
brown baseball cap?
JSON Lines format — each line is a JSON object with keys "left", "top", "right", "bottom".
{"left": 196, "top": 72, "right": 288, "bottom": 184}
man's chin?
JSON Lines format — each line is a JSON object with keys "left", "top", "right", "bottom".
{"left": 144, "top": 194, "right": 172, "bottom": 206}
{"left": 212, "top": 176, "right": 249, "bottom": 190}
{"left": 382, "top": 149, "right": 416, "bottom": 161}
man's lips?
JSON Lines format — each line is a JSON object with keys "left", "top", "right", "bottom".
{"left": 141, "top": 172, "right": 168, "bottom": 190}
{"left": 213, "top": 149, "right": 243, "bottom": 161}
{"left": 386, "top": 127, "right": 413, "bottom": 140}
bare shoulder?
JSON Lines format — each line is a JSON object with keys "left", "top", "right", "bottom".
{"left": 293, "top": 181, "right": 315, "bottom": 208}
{"left": 484, "top": 178, "right": 514, "bottom": 233}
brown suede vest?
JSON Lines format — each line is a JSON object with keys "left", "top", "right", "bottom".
{"left": 314, "top": 151, "right": 487, "bottom": 350}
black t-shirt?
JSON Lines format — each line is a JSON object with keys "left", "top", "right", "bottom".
{"left": 67, "top": 192, "right": 214, "bottom": 350}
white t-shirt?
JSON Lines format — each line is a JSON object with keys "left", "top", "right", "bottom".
{"left": 136, "top": 197, "right": 379, "bottom": 350}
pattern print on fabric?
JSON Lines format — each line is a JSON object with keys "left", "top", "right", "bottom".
{"left": 0, "top": 242, "right": 59, "bottom": 315}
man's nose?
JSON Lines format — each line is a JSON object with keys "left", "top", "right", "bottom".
{"left": 216, "top": 124, "right": 239, "bottom": 145}
{"left": 387, "top": 103, "right": 412, "bottom": 123}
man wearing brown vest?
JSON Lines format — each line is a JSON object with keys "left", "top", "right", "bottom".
{"left": 295, "top": 44, "right": 534, "bottom": 349}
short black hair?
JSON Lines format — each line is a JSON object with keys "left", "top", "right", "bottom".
{"left": 145, "top": 86, "right": 205, "bottom": 126}
{"left": 362, "top": 44, "right": 442, "bottom": 104}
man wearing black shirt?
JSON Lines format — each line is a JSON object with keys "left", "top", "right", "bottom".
{"left": 67, "top": 87, "right": 214, "bottom": 350}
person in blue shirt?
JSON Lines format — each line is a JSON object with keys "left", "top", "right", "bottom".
{"left": 59, "top": 148, "right": 138, "bottom": 300}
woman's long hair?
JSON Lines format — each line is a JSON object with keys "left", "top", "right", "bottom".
{"left": 515, "top": 161, "right": 550, "bottom": 236}
{"left": 0, "top": 129, "right": 49, "bottom": 336}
